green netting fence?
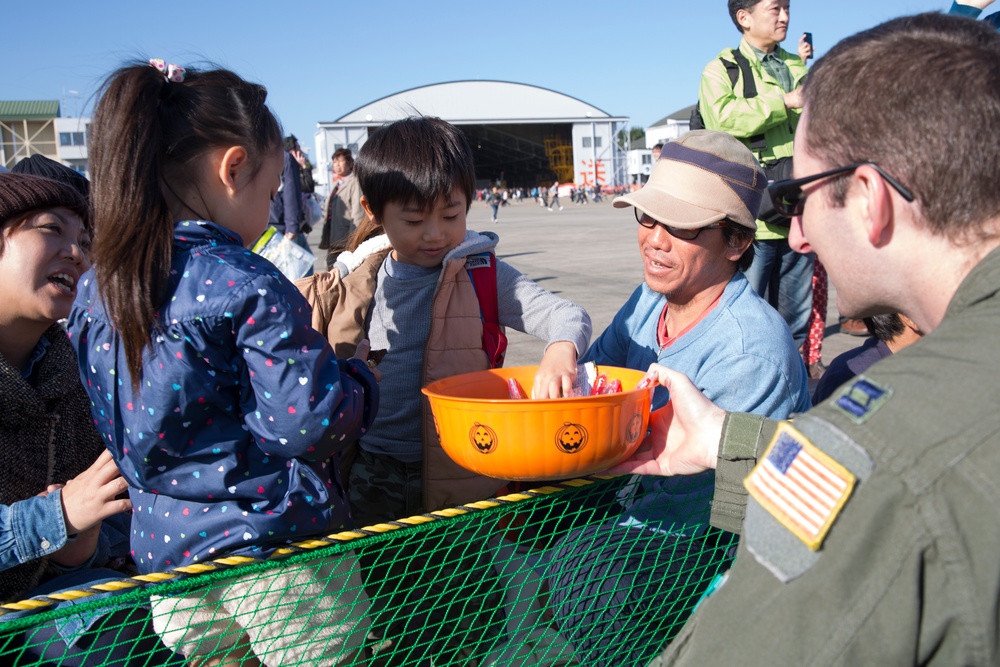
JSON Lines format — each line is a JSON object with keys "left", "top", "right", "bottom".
{"left": 0, "top": 476, "right": 738, "bottom": 667}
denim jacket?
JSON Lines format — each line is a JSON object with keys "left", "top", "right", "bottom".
{"left": 0, "top": 491, "right": 109, "bottom": 577}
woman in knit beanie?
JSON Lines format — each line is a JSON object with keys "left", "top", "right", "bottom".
{"left": 0, "top": 173, "right": 179, "bottom": 665}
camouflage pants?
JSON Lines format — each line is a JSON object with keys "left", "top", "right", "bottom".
{"left": 347, "top": 448, "right": 424, "bottom": 528}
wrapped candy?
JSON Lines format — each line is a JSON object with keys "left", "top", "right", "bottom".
{"left": 569, "top": 362, "right": 599, "bottom": 397}
{"left": 600, "top": 378, "right": 623, "bottom": 394}
{"left": 589, "top": 376, "right": 623, "bottom": 395}
{"left": 507, "top": 378, "right": 529, "bottom": 400}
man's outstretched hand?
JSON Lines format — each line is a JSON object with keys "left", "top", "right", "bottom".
{"left": 606, "top": 364, "right": 727, "bottom": 477}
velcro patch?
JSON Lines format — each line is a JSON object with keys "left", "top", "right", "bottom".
{"left": 745, "top": 423, "right": 856, "bottom": 551}
{"left": 465, "top": 254, "right": 492, "bottom": 270}
{"left": 833, "top": 376, "right": 892, "bottom": 424}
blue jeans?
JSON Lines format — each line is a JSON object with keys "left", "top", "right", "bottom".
{"left": 744, "top": 239, "right": 815, "bottom": 346}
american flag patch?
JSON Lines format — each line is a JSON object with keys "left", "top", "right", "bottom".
{"left": 745, "top": 423, "right": 856, "bottom": 551}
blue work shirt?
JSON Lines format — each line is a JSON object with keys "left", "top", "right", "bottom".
{"left": 584, "top": 272, "right": 811, "bottom": 530}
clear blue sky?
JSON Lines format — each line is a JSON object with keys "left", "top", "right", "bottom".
{"left": 3, "top": 0, "right": 957, "bottom": 157}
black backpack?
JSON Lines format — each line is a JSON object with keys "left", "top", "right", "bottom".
{"left": 690, "top": 49, "right": 792, "bottom": 225}
{"left": 689, "top": 49, "right": 766, "bottom": 153}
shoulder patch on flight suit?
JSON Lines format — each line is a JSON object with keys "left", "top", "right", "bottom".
{"left": 832, "top": 375, "right": 893, "bottom": 424}
{"left": 745, "top": 422, "right": 856, "bottom": 551}
{"left": 743, "top": 415, "right": 875, "bottom": 582}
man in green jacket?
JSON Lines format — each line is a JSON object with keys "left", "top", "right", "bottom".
{"left": 699, "top": 0, "right": 814, "bottom": 348}
{"left": 615, "top": 13, "right": 1000, "bottom": 665}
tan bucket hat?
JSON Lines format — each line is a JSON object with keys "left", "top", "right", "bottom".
{"left": 614, "top": 130, "right": 766, "bottom": 230}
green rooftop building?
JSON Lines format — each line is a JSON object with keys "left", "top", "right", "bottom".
{"left": 0, "top": 100, "right": 90, "bottom": 175}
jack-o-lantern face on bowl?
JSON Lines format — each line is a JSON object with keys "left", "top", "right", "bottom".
{"left": 470, "top": 423, "right": 498, "bottom": 454}
{"left": 625, "top": 413, "right": 643, "bottom": 445}
{"left": 423, "top": 365, "right": 652, "bottom": 480}
{"left": 555, "top": 422, "right": 588, "bottom": 454}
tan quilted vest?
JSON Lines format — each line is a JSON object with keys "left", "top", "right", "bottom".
{"left": 295, "top": 250, "right": 506, "bottom": 511}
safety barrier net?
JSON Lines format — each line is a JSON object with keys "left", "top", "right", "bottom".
{"left": 0, "top": 475, "right": 738, "bottom": 666}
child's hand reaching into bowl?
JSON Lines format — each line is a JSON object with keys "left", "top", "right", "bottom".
{"left": 531, "top": 341, "right": 578, "bottom": 398}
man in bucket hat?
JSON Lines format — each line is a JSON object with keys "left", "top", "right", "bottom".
{"left": 543, "top": 130, "right": 810, "bottom": 666}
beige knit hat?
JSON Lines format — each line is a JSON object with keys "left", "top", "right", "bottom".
{"left": 613, "top": 130, "right": 766, "bottom": 231}
{"left": 0, "top": 172, "right": 89, "bottom": 227}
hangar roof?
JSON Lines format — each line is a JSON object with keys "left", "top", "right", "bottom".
{"left": 326, "top": 80, "right": 625, "bottom": 126}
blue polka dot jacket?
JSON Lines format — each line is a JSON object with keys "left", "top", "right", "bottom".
{"left": 68, "top": 221, "right": 378, "bottom": 573}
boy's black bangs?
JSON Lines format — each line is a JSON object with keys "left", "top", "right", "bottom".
{"left": 355, "top": 117, "right": 476, "bottom": 218}
{"left": 375, "top": 163, "right": 473, "bottom": 213}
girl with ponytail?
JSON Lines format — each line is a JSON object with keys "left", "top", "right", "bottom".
{"left": 69, "top": 60, "right": 376, "bottom": 665}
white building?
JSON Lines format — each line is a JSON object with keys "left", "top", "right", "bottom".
{"left": 644, "top": 104, "right": 695, "bottom": 149}
{"left": 0, "top": 100, "right": 91, "bottom": 177}
{"left": 54, "top": 116, "right": 91, "bottom": 177}
{"left": 626, "top": 149, "right": 655, "bottom": 184}
{"left": 618, "top": 104, "right": 698, "bottom": 185}
{"left": 314, "top": 80, "right": 629, "bottom": 194}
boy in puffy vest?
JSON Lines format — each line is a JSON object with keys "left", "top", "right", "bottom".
{"left": 297, "top": 116, "right": 591, "bottom": 524}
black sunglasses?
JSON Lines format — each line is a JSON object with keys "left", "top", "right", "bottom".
{"left": 768, "top": 162, "right": 915, "bottom": 218}
{"left": 634, "top": 209, "right": 727, "bottom": 240}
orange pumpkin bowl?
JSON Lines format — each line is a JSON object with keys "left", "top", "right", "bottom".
{"left": 421, "top": 365, "right": 653, "bottom": 481}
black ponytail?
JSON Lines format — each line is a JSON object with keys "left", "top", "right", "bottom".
{"left": 89, "top": 61, "right": 282, "bottom": 389}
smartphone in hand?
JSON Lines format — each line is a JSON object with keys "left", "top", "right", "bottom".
{"left": 804, "top": 32, "right": 814, "bottom": 59}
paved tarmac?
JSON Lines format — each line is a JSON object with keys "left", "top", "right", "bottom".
{"left": 308, "top": 196, "right": 865, "bottom": 378}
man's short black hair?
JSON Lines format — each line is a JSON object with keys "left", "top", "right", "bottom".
{"left": 728, "top": 0, "right": 764, "bottom": 33}
{"left": 863, "top": 314, "right": 905, "bottom": 342}
{"left": 354, "top": 116, "right": 476, "bottom": 222}
{"left": 723, "top": 220, "right": 756, "bottom": 272}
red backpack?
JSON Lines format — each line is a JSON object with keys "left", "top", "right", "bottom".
{"left": 465, "top": 252, "right": 507, "bottom": 368}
